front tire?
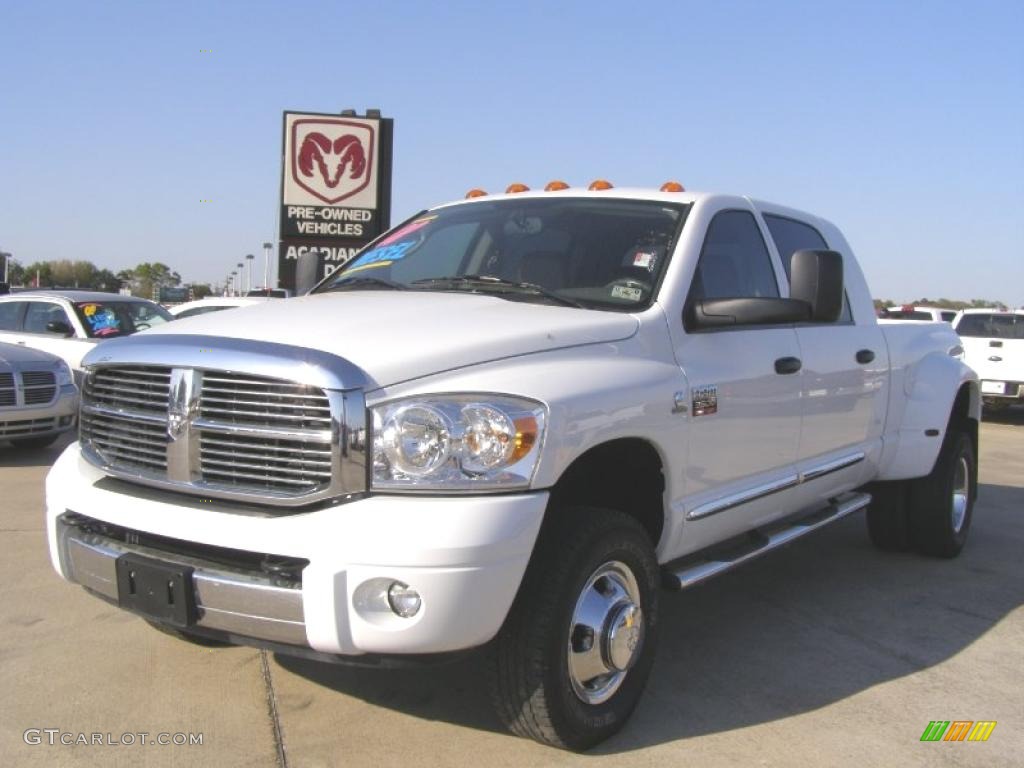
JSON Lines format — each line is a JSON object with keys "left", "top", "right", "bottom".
{"left": 488, "top": 507, "right": 659, "bottom": 751}
{"left": 907, "top": 428, "right": 977, "bottom": 558}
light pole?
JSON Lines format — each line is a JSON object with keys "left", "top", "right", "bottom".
{"left": 236, "top": 263, "right": 244, "bottom": 296}
{"left": 0, "top": 251, "right": 11, "bottom": 284}
{"left": 231, "top": 271, "right": 237, "bottom": 296}
{"left": 262, "top": 242, "right": 272, "bottom": 292}
{"left": 245, "top": 253, "right": 255, "bottom": 294}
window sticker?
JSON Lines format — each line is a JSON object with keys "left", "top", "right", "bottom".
{"left": 633, "top": 250, "right": 657, "bottom": 270}
{"left": 623, "top": 246, "right": 662, "bottom": 272}
{"left": 375, "top": 215, "right": 436, "bottom": 247}
{"left": 79, "top": 304, "right": 121, "bottom": 336}
{"left": 347, "top": 215, "right": 436, "bottom": 270}
{"left": 611, "top": 284, "right": 643, "bottom": 301}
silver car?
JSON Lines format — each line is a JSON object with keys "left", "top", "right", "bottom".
{"left": 0, "top": 341, "right": 78, "bottom": 449}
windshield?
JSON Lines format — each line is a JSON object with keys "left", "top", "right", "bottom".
{"left": 315, "top": 198, "right": 688, "bottom": 311}
{"left": 955, "top": 313, "right": 1024, "bottom": 339}
{"left": 73, "top": 300, "right": 173, "bottom": 338}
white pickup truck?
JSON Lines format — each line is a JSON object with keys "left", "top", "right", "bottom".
{"left": 953, "top": 308, "right": 1023, "bottom": 411}
{"left": 46, "top": 186, "right": 978, "bottom": 750}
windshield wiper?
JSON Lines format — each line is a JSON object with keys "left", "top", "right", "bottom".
{"left": 321, "top": 276, "right": 408, "bottom": 292}
{"left": 411, "top": 275, "right": 584, "bottom": 308}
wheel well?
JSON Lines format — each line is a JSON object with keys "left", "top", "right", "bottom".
{"left": 546, "top": 439, "right": 666, "bottom": 547}
{"left": 951, "top": 382, "right": 979, "bottom": 461}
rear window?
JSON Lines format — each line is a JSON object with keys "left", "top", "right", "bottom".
{"left": 880, "top": 309, "right": 933, "bottom": 321}
{"left": 955, "top": 313, "right": 1024, "bottom": 339}
{"left": 73, "top": 301, "right": 172, "bottom": 338}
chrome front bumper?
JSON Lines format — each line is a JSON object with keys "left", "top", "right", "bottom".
{"left": 55, "top": 514, "right": 307, "bottom": 646}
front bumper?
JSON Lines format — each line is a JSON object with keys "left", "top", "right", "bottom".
{"left": 0, "top": 385, "right": 78, "bottom": 440}
{"left": 46, "top": 443, "right": 548, "bottom": 656}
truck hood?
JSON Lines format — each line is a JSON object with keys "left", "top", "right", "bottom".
{"left": 140, "top": 291, "right": 639, "bottom": 388}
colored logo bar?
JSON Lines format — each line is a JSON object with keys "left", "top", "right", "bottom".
{"left": 920, "top": 721, "right": 996, "bottom": 742}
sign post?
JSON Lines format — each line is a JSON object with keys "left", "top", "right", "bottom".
{"left": 278, "top": 110, "right": 393, "bottom": 292}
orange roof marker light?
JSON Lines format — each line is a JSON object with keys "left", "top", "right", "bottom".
{"left": 660, "top": 181, "right": 686, "bottom": 192}
{"left": 505, "top": 182, "right": 530, "bottom": 193}
{"left": 465, "top": 188, "right": 488, "bottom": 199}
{"left": 544, "top": 180, "right": 570, "bottom": 191}
{"left": 588, "top": 179, "right": 614, "bottom": 191}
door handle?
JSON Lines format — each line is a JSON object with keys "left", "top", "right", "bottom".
{"left": 774, "top": 356, "right": 802, "bottom": 375}
{"left": 856, "top": 349, "right": 875, "bottom": 364}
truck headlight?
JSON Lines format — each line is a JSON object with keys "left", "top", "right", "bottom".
{"left": 55, "top": 361, "right": 74, "bottom": 387}
{"left": 371, "top": 395, "right": 546, "bottom": 491}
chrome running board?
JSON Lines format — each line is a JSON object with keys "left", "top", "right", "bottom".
{"left": 663, "top": 491, "right": 872, "bottom": 590}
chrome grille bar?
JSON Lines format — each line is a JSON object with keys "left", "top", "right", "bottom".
{"left": 78, "top": 359, "right": 366, "bottom": 508}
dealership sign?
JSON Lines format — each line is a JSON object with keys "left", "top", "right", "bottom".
{"left": 278, "top": 111, "right": 393, "bottom": 290}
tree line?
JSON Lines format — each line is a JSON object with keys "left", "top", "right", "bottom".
{"left": 5, "top": 259, "right": 212, "bottom": 300}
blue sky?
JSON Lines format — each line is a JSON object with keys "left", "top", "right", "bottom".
{"left": 1, "top": 0, "right": 1021, "bottom": 304}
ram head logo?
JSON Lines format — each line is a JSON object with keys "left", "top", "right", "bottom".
{"left": 289, "top": 119, "right": 375, "bottom": 204}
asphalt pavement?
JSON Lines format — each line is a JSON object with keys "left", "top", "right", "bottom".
{"left": 2, "top": 415, "right": 1021, "bottom": 767}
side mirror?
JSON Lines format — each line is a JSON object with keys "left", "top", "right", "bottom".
{"left": 687, "top": 297, "right": 811, "bottom": 330}
{"left": 790, "top": 249, "right": 844, "bottom": 322}
{"left": 46, "top": 320, "right": 74, "bottom": 337}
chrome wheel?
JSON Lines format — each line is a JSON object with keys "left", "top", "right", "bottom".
{"left": 567, "top": 561, "right": 644, "bottom": 705}
{"left": 951, "top": 454, "right": 970, "bottom": 533}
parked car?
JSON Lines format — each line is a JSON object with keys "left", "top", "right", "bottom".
{"left": 0, "top": 341, "right": 78, "bottom": 449}
{"left": 46, "top": 186, "right": 977, "bottom": 750}
{"left": 953, "top": 308, "right": 1024, "bottom": 411}
{"left": 0, "top": 291, "right": 173, "bottom": 375}
{"left": 168, "top": 296, "right": 271, "bottom": 319}
{"left": 878, "top": 304, "right": 957, "bottom": 322}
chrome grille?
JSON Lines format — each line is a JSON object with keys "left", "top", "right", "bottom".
{"left": 199, "top": 373, "right": 332, "bottom": 431}
{"left": 0, "top": 417, "right": 56, "bottom": 437}
{"left": 80, "top": 410, "right": 168, "bottom": 472}
{"left": 197, "top": 372, "right": 333, "bottom": 493}
{"left": 87, "top": 366, "right": 171, "bottom": 413}
{"left": 0, "top": 373, "right": 13, "bottom": 407}
{"left": 78, "top": 362, "right": 363, "bottom": 507}
{"left": 22, "top": 370, "right": 57, "bottom": 405}
{"left": 199, "top": 433, "right": 333, "bottom": 491}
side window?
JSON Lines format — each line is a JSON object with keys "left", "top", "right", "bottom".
{"left": 23, "top": 302, "right": 72, "bottom": 334}
{"left": 0, "top": 301, "right": 26, "bottom": 331}
{"left": 764, "top": 214, "right": 853, "bottom": 322}
{"left": 690, "top": 210, "right": 780, "bottom": 301}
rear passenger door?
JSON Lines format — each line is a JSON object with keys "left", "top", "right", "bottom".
{"left": 763, "top": 214, "right": 886, "bottom": 492}
{"left": 670, "top": 208, "right": 804, "bottom": 551}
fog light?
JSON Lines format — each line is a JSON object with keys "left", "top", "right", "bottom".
{"left": 59, "top": 416, "right": 72, "bottom": 426}
{"left": 387, "top": 582, "right": 422, "bottom": 618}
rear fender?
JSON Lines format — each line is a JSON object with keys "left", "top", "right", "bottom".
{"left": 876, "top": 351, "right": 978, "bottom": 481}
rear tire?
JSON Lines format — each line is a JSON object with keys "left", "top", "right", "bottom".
{"left": 865, "top": 481, "right": 911, "bottom": 552}
{"left": 488, "top": 507, "right": 659, "bottom": 751}
{"left": 907, "top": 429, "right": 976, "bottom": 558}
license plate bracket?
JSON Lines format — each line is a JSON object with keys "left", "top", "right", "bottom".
{"left": 115, "top": 554, "right": 196, "bottom": 627}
